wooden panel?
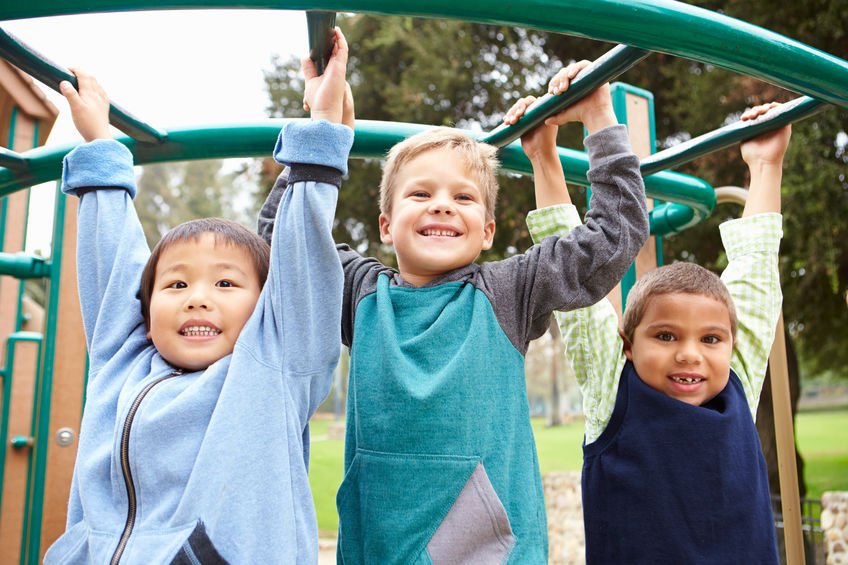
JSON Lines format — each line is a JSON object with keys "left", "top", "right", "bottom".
{"left": 624, "top": 92, "right": 658, "bottom": 279}
{"left": 0, "top": 339, "right": 38, "bottom": 565}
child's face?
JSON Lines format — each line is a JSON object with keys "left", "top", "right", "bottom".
{"left": 147, "top": 233, "right": 262, "bottom": 371}
{"left": 623, "top": 292, "right": 734, "bottom": 406}
{"left": 378, "top": 148, "right": 495, "bottom": 286}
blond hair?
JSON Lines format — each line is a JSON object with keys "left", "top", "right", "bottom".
{"left": 622, "top": 262, "right": 738, "bottom": 342}
{"left": 379, "top": 128, "right": 499, "bottom": 221}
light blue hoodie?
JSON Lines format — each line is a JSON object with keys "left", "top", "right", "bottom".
{"left": 43, "top": 120, "right": 352, "bottom": 564}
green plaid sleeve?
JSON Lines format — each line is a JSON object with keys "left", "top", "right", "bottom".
{"left": 719, "top": 213, "right": 784, "bottom": 418}
{"left": 527, "top": 205, "right": 628, "bottom": 444}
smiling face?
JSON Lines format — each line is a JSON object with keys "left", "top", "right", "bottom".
{"left": 623, "top": 292, "right": 735, "bottom": 406}
{"left": 146, "top": 233, "right": 263, "bottom": 371}
{"left": 378, "top": 147, "right": 496, "bottom": 286}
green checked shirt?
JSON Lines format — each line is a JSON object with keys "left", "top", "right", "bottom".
{"left": 528, "top": 205, "right": 783, "bottom": 444}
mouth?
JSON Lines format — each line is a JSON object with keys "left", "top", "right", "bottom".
{"left": 419, "top": 227, "right": 461, "bottom": 237}
{"left": 179, "top": 324, "right": 222, "bottom": 337}
{"left": 669, "top": 374, "right": 705, "bottom": 386}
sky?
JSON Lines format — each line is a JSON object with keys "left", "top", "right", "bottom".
{"left": 3, "top": 9, "right": 311, "bottom": 253}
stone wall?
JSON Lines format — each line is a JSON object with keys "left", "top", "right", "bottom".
{"left": 823, "top": 491, "right": 848, "bottom": 565}
{"left": 544, "top": 471, "right": 586, "bottom": 565}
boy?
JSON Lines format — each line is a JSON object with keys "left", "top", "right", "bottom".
{"left": 521, "top": 68, "right": 789, "bottom": 563}
{"left": 259, "top": 56, "right": 650, "bottom": 563}
{"left": 44, "top": 29, "right": 353, "bottom": 564}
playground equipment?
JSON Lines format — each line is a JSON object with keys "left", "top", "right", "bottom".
{"left": 1, "top": 2, "right": 846, "bottom": 563}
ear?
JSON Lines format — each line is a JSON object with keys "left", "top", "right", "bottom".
{"left": 378, "top": 213, "right": 393, "bottom": 245}
{"left": 480, "top": 218, "right": 496, "bottom": 250}
{"left": 619, "top": 328, "right": 633, "bottom": 361}
{"left": 146, "top": 328, "right": 152, "bottom": 340}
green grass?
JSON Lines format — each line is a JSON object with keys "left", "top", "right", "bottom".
{"left": 795, "top": 408, "right": 848, "bottom": 499}
{"left": 308, "top": 409, "right": 848, "bottom": 535}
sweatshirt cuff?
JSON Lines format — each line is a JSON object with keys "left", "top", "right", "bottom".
{"left": 527, "top": 204, "right": 581, "bottom": 244}
{"left": 720, "top": 213, "right": 783, "bottom": 258}
{"left": 61, "top": 139, "right": 136, "bottom": 198}
{"left": 274, "top": 120, "right": 354, "bottom": 175}
{"left": 583, "top": 124, "right": 631, "bottom": 167}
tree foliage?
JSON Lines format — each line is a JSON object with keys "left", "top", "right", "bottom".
{"left": 261, "top": 5, "right": 848, "bottom": 379}
{"left": 135, "top": 159, "right": 259, "bottom": 248}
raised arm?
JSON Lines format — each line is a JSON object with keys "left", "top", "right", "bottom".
{"left": 722, "top": 102, "right": 789, "bottom": 413}
{"left": 59, "top": 70, "right": 150, "bottom": 368}
{"left": 255, "top": 28, "right": 354, "bottom": 426}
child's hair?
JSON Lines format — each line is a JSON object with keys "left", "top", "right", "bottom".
{"left": 139, "top": 218, "right": 271, "bottom": 328}
{"left": 379, "top": 128, "right": 500, "bottom": 221}
{"left": 622, "top": 262, "right": 738, "bottom": 343}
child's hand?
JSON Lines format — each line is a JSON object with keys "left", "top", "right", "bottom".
{"left": 739, "top": 102, "right": 790, "bottom": 217}
{"left": 503, "top": 95, "right": 558, "bottom": 163}
{"left": 342, "top": 81, "right": 355, "bottom": 131}
{"left": 301, "top": 27, "right": 350, "bottom": 125}
{"left": 544, "top": 60, "right": 617, "bottom": 135}
{"left": 740, "top": 102, "right": 791, "bottom": 167}
{"left": 59, "top": 69, "right": 112, "bottom": 142}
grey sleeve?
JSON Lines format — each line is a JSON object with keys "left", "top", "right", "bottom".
{"left": 483, "top": 124, "right": 649, "bottom": 352}
{"left": 258, "top": 168, "right": 289, "bottom": 245}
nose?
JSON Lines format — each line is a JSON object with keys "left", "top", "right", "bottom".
{"left": 428, "top": 194, "right": 455, "bottom": 215}
{"left": 674, "top": 340, "right": 701, "bottom": 364}
{"left": 184, "top": 289, "right": 210, "bottom": 311}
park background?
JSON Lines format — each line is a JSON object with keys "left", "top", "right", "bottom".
{"left": 5, "top": 0, "right": 847, "bottom": 559}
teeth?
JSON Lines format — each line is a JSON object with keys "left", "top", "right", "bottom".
{"left": 181, "top": 326, "right": 221, "bottom": 337}
{"left": 671, "top": 376, "right": 703, "bottom": 384}
{"left": 421, "top": 229, "right": 458, "bottom": 237}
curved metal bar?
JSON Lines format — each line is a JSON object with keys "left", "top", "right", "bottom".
{"left": 640, "top": 96, "right": 829, "bottom": 176}
{"left": 483, "top": 44, "right": 650, "bottom": 147}
{"left": 0, "top": 146, "right": 27, "bottom": 170}
{"left": 0, "top": 119, "right": 714, "bottom": 234}
{"left": 0, "top": 27, "right": 167, "bottom": 143}
{"left": 306, "top": 10, "right": 336, "bottom": 75}
{"left": 3, "top": 0, "right": 847, "bottom": 109}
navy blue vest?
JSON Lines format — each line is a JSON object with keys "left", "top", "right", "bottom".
{"left": 581, "top": 361, "right": 779, "bottom": 564}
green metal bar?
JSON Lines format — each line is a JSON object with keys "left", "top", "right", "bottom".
{"left": 483, "top": 45, "right": 650, "bottom": 147}
{"left": 0, "top": 146, "right": 27, "bottom": 170}
{"left": 0, "top": 332, "right": 43, "bottom": 527}
{"left": 641, "top": 96, "right": 829, "bottom": 176}
{"left": 0, "top": 27, "right": 167, "bottom": 144}
{"left": 0, "top": 119, "right": 715, "bottom": 233}
{"left": 22, "top": 182, "right": 65, "bottom": 565}
{"left": 0, "top": 252, "right": 51, "bottom": 279}
{"left": 306, "top": 10, "right": 336, "bottom": 76}
{"left": 2, "top": 1, "right": 846, "bottom": 109}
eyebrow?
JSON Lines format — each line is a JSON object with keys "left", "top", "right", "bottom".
{"left": 158, "top": 261, "right": 250, "bottom": 278}
{"left": 644, "top": 322, "right": 731, "bottom": 335}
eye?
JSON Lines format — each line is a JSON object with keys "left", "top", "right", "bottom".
{"left": 216, "top": 280, "right": 234, "bottom": 288}
{"left": 410, "top": 190, "right": 429, "bottom": 199}
{"left": 166, "top": 281, "right": 187, "bottom": 289}
{"left": 702, "top": 335, "right": 721, "bottom": 344}
{"left": 456, "top": 193, "right": 474, "bottom": 202}
{"left": 656, "top": 332, "right": 675, "bottom": 342}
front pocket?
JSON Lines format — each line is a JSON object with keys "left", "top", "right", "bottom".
{"left": 426, "top": 461, "right": 515, "bottom": 564}
{"left": 336, "top": 451, "right": 513, "bottom": 565}
{"left": 169, "top": 521, "right": 230, "bottom": 565}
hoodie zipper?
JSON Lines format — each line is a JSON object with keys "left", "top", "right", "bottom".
{"left": 110, "top": 369, "right": 184, "bottom": 565}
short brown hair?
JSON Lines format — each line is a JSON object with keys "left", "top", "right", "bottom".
{"left": 139, "top": 218, "right": 270, "bottom": 328}
{"left": 379, "top": 128, "right": 499, "bottom": 221}
{"left": 622, "top": 262, "right": 737, "bottom": 343}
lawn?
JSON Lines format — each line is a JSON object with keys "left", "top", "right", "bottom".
{"left": 308, "top": 409, "right": 848, "bottom": 535}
